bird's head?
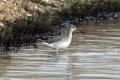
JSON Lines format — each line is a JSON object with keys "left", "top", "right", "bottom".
{"left": 70, "top": 25, "right": 77, "bottom": 31}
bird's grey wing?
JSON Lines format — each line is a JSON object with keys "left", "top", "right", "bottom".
{"left": 47, "top": 35, "right": 62, "bottom": 43}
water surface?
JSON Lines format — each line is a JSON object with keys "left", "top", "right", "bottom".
{"left": 1, "top": 19, "right": 120, "bottom": 80}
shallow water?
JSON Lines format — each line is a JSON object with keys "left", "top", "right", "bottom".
{"left": 1, "top": 19, "right": 120, "bottom": 80}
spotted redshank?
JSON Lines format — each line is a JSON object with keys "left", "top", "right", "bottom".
{"left": 38, "top": 25, "right": 77, "bottom": 52}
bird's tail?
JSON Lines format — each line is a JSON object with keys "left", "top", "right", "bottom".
{"left": 41, "top": 42, "right": 49, "bottom": 46}
{"left": 41, "top": 42, "right": 52, "bottom": 47}
{"left": 37, "top": 39, "right": 53, "bottom": 47}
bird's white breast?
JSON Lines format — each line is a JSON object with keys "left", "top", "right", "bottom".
{"left": 52, "top": 39, "right": 71, "bottom": 49}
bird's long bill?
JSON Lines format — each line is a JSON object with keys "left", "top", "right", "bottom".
{"left": 74, "top": 27, "right": 79, "bottom": 32}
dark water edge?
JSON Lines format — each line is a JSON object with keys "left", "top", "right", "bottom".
{"left": 1, "top": 14, "right": 120, "bottom": 52}
{"left": 0, "top": 13, "right": 120, "bottom": 52}
{"left": 1, "top": 0, "right": 120, "bottom": 52}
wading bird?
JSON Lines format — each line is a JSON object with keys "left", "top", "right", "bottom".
{"left": 38, "top": 25, "right": 77, "bottom": 53}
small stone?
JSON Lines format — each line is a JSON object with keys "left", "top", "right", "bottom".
{"left": 35, "top": 5, "right": 39, "bottom": 10}
{"left": 0, "top": 14, "right": 4, "bottom": 20}
{"left": 60, "top": 0, "right": 64, "bottom": 2}
{"left": 43, "top": 0, "right": 49, "bottom": 3}
{"left": 2, "top": 0, "right": 7, "bottom": 2}
{"left": 0, "top": 3, "right": 4, "bottom": 11}
{"left": 0, "top": 22, "right": 4, "bottom": 31}
{"left": 0, "top": 22, "right": 4, "bottom": 27}
{"left": 26, "top": 13, "right": 32, "bottom": 17}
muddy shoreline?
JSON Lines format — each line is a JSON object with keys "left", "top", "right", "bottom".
{"left": 0, "top": 0, "right": 120, "bottom": 52}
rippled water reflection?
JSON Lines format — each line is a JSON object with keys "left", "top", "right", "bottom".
{"left": 1, "top": 19, "right": 120, "bottom": 80}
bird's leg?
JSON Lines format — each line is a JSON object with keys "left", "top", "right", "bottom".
{"left": 56, "top": 48, "right": 59, "bottom": 54}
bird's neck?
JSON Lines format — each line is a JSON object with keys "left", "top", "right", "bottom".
{"left": 67, "top": 30, "right": 73, "bottom": 40}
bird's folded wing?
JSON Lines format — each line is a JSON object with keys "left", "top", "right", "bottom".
{"left": 47, "top": 35, "right": 62, "bottom": 43}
